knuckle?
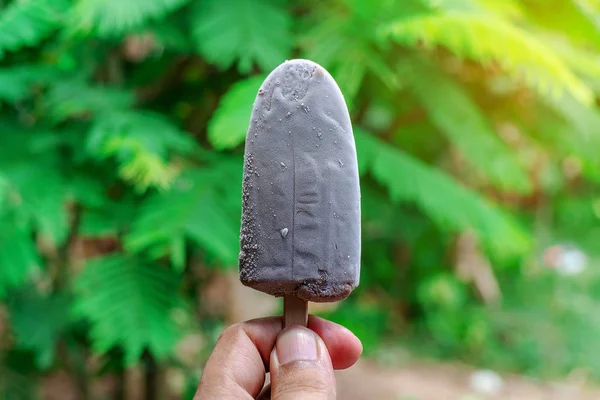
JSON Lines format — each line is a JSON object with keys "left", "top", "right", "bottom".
{"left": 217, "top": 323, "right": 245, "bottom": 344}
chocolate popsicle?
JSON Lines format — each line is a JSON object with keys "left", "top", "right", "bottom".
{"left": 239, "top": 59, "right": 360, "bottom": 321}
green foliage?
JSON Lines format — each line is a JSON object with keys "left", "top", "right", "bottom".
{"left": 0, "top": 0, "right": 68, "bottom": 58}
{"left": 86, "top": 110, "right": 195, "bottom": 191}
{"left": 0, "top": 65, "right": 58, "bottom": 102}
{"left": 7, "top": 289, "right": 71, "bottom": 369}
{"left": 402, "top": 57, "right": 531, "bottom": 193}
{"left": 125, "top": 162, "right": 242, "bottom": 267}
{"left": 0, "top": 212, "right": 39, "bottom": 297}
{"left": 208, "top": 76, "right": 266, "bottom": 149}
{"left": 73, "top": 254, "right": 184, "bottom": 364}
{"left": 321, "top": 300, "right": 391, "bottom": 354}
{"left": 410, "top": 269, "right": 600, "bottom": 379}
{"left": 355, "top": 129, "right": 529, "bottom": 256}
{"left": 44, "top": 80, "right": 135, "bottom": 122}
{"left": 381, "top": 12, "right": 593, "bottom": 104}
{"left": 300, "top": 0, "right": 400, "bottom": 106}
{"left": 520, "top": 0, "right": 600, "bottom": 48}
{"left": 192, "top": 0, "right": 292, "bottom": 73}
{"left": 0, "top": 0, "right": 599, "bottom": 393}
{"left": 0, "top": 129, "right": 71, "bottom": 244}
{"left": 71, "top": 0, "right": 190, "bottom": 37}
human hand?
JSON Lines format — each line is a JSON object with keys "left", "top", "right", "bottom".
{"left": 194, "top": 315, "right": 362, "bottom": 399}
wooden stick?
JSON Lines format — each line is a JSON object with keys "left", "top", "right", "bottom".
{"left": 257, "top": 296, "right": 308, "bottom": 399}
{"left": 283, "top": 295, "right": 308, "bottom": 328}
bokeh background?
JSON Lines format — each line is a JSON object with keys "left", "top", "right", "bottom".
{"left": 1, "top": 0, "right": 600, "bottom": 399}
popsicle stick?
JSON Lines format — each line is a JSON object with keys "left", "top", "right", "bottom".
{"left": 283, "top": 295, "right": 308, "bottom": 328}
{"left": 257, "top": 296, "right": 308, "bottom": 399}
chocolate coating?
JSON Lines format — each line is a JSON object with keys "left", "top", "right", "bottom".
{"left": 238, "top": 59, "right": 360, "bottom": 302}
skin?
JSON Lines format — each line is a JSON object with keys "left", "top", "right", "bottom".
{"left": 195, "top": 315, "right": 363, "bottom": 399}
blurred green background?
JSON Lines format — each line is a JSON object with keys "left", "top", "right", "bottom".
{"left": 1, "top": 0, "right": 600, "bottom": 398}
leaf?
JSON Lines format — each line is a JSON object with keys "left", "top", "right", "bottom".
{"left": 520, "top": 0, "right": 600, "bottom": 49}
{"left": 545, "top": 95, "right": 600, "bottom": 181}
{"left": 322, "top": 300, "right": 390, "bottom": 354}
{"left": 329, "top": 52, "right": 367, "bottom": 107}
{"left": 0, "top": 65, "right": 59, "bottom": 102}
{"left": 170, "top": 234, "right": 186, "bottom": 272}
{"left": 0, "top": 0, "right": 68, "bottom": 59}
{"left": 125, "top": 161, "right": 241, "bottom": 267}
{"left": 404, "top": 58, "right": 531, "bottom": 193}
{"left": 300, "top": 2, "right": 399, "bottom": 106}
{"left": 0, "top": 127, "right": 70, "bottom": 245}
{"left": 87, "top": 111, "right": 195, "bottom": 191}
{"left": 73, "top": 254, "right": 183, "bottom": 364}
{"left": 355, "top": 129, "right": 529, "bottom": 256}
{"left": 66, "top": 171, "right": 112, "bottom": 209}
{"left": 142, "top": 18, "right": 192, "bottom": 52}
{"left": 70, "top": 0, "right": 191, "bottom": 37}
{"left": 79, "top": 196, "right": 137, "bottom": 237}
{"left": 0, "top": 212, "right": 40, "bottom": 297}
{"left": 7, "top": 289, "right": 71, "bottom": 369}
{"left": 207, "top": 76, "right": 265, "bottom": 150}
{"left": 381, "top": 12, "right": 593, "bottom": 104}
{"left": 552, "top": 42, "right": 600, "bottom": 93}
{"left": 0, "top": 130, "right": 70, "bottom": 245}
{"left": 417, "top": 273, "right": 468, "bottom": 310}
{"left": 192, "top": 0, "right": 292, "bottom": 73}
{"left": 474, "top": 0, "right": 524, "bottom": 17}
{"left": 44, "top": 80, "right": 135, "bottom": 122}
{"left": 20, "top": 167, "right": 69, "bottom": 245}
{"left": 301, "top": 23, "right": 369, "bottom": 105}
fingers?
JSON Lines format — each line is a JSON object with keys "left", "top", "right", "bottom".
{"left": 194, "top": 316, "right": 362, "bottom": 399}
{"left": 270, "top": 326, "right": 336, "bottom": 400}
{"left": 194, "top": 317, "right": 281, "bottom": 399}
{"left": 307, "top": 315, "right": 363, "bottom": 369}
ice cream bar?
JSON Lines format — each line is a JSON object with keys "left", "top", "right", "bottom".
{"left": 239, "top": 59, "right": 361, "bottom": 303}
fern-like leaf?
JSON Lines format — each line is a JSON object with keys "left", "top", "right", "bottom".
{"left": 192, "top": 0, "right": 292, "bottom": 73}
{"left": 0, "top": 212, "right": 39, "bottom": 297}
{"left": 0, "top": 0, "right": 68, "bottom": 59}
{"left": 86, "top": 111, "right": 195, "bottom": 191}
{"left": 70, "top": 0, "right": 190, "bottom": 37}
{"left": 73, "top": 254, "right": 183, "bottom": 364}
{"left": 546, "top": 95, "right": 600, "bottom": 182}
{"left": 208, "top": 75, "right": 265, "bottom": 150}
{"left": 312, "top": 40, "right": 368, "bottom": 107}
{"left": 19, "top": 166, "right": 69, "bottom": 245}
{"left": 79, "top": 197, "right": 136, "bottom": 237}
{"left": 553, "top": 43, "right": 600, "bottom": 91}
{"left": 381, "top": 13, "right": 593, "bottom": 104}
{"left": 355, "top": 129, "right": 529, "bottom": 256}
{"left": 428, "top": 0, "right": 522, "bottom": 16}
{"left": 301, "top": 24, "right": 368, "bottom": 105}
{"left": 0, "top": 65, "right": 59, "bottom": 102}
{"left": 0, "top": 129, "right": 70, "bottom": 245}
{"left": 125, "top": 161, "right": 241, "bottom": 267}
{"left": 520, "top": 0, "right": 600, "bottom": 49}
{"left": 7, "top": 289, "right": 70, "bottom": 369}
{"left": 473, "top": 0, "right": 524, "bottom": 17}
{"left": 300, "top": 2, "right": 399, "bottom": 106}
{"left": 404, "top": 58, "right": 531, "bottom": 193}
{"left": 45, "top": 80, "right": 135, "bottom": 122}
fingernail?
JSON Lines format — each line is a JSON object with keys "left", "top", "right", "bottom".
{"left": 276, "top": 327, "right": 318, "bottom": 365}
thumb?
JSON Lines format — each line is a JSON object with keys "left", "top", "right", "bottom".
{"left": 269, "top": 326, "right": 336, "bottom": 400}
